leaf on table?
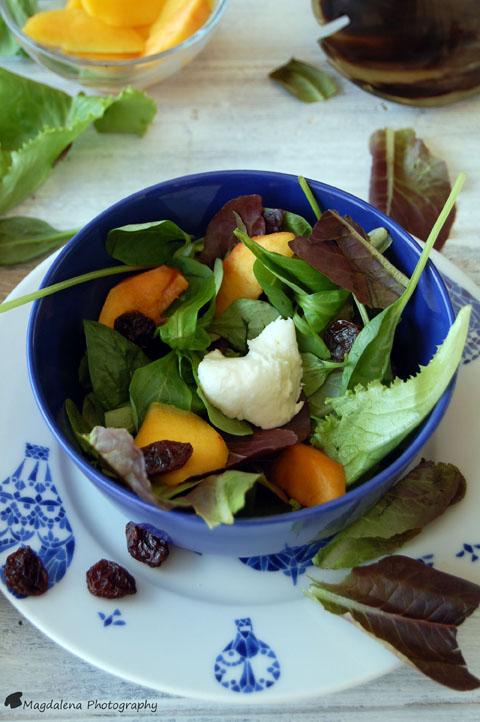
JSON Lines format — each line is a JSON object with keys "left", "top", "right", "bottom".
{"left": 314, "top": 460, "right": 466, "bottom": 569}
{"left": 313, "top": 305, "right": 471, "bottom": 483}
{"left": 199, "top": 194, "right": 266, "bottom": 267}
{"left": 0, "top": 0, "right": 37, "bottom": 56}
{"left": 93, "top": 86, "right": 156, "bottom": 137}
{"left": 309, "top": 555, "right": 480, "bottom": 690}
{"left": 83, "top": 320, "right": 149, "bottom": 412}
{"left": 0, "top": 216, "right": 78, "bottom": 265}
{"left": 106, "top": 219, "right": 190, "bottom": 266}
{"left": 369, "top": 128, "right": 455, "bottom": 250}
{"left": 270, "top": 58, "right": 337, "bottom": 102}
{"left": 290, "top": 210, "right": 407, "bottom": 308}
{"left": 0, "top": 68, "right": 156, "bottom": 214}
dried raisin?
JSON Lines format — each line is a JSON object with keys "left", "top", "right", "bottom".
{"left": 141, "top": 440, "right": 193, "bottom": 476}
{"left": 263, "top": 208, "right": 284, "bottom": 234}
{"left": 86, "top": 559, "right": 136, "bottom": 598}
{"left": 126, "top": 523, "right": 170, "bottom": 567}
{"left": 4, "top": 546, "right": 48, "bottom": 596}
{"left": 324, "top": 319, "right": 361, "bottom": 361}
{"left": 114, "top": 311, "right": 156, "bottom": 350}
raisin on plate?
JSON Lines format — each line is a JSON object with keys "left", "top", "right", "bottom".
{"left": 86, "top": 559, "right": 136, "bottom": 599}
{"left": 4, "top": 546, "right": 48, "bottom": 597}
{"left": 126, "top": 522, "right": 170, "bottom": 567}
{"left": 114, "top": 311, "right": 156, "bottom": 350}
{"left": 324, "top": 319, "right": 361, "bottom": 361}
{"left": 141, "top": 440, "right": 193, "bottom": 476}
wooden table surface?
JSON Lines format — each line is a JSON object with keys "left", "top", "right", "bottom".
{"left": 1, "top": 1, "right": 479, "bottom": 719}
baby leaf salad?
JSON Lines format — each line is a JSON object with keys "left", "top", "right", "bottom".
{"left": 3, "top": 175, "right": 471, "bottom": 528}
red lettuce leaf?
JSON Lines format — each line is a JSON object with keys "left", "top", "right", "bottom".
{"left": 290, "top": 210, "right": 406, "bottom": 308}
{"left": 226, "top": 402, "right": 311, "bottom": 466}
{"left": 369, "top": 128, "right": 455, "bottom": 250}
{"left": 200, "top": 195, "right": 266, "bottom": 267}
{"left": 309, "top": 555, "right": 480, "bottom": 691}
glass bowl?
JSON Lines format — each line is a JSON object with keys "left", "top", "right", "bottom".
{"left": 0, "top": 0, "right": 228, "bottom": 90}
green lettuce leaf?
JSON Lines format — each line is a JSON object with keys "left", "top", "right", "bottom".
{"left": 0, "top": 68, "right": 156, "bottom": 214}
{"left": 314, "top": 461, "right": 466, "bottom": 569}
{"left": 308, "top": 555, "right": 480, "bottom": 691}
{"left": 162, "top": 470, "right": 263, "bottom": 528}
{"left": 312, "top": 305, "right": 471, "bottom": 484}
{"left": 270, "top": 58, "right": 337, "bottom": 102}
{"left": 0, "top": 0, "right": 37, "bottom": 56}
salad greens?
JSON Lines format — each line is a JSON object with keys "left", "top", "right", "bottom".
{"left": 0, "top": 0, "right": 37, "bottom": 56}
{"left": 270, "top": 58, "right": 337, "bottom": 103}
{"left": 313, "top": 460, "right": 466, "bottom": 569}
{"left": 0, "top": 69, "right": 156, "bottom": 215}
{"left": 313, "top": 306, "right": 471, "bottom": 484}
{"left": 369, "top": 128, "right": 456, "bottom": 250}
{"left": 0, "top": 216, "right": 79, "bottom": 265}
{"left": 83, "top": 320, "right": 148, "bottom": 411}
{"left": 309, "top": 555, "right": 480, "bottom": 691}
{"left": 3, "top": 173, "right": 469, "bottom": 531}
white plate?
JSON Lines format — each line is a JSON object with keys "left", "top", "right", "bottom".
{"left": 1, "top": 251, "right": 479, "bottom": 704}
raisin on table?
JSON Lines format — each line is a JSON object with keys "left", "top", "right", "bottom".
{"left": 4, "top": 546, "right": 49, "bottom": 597}
{"left": 324, "top": 319, "right": 361, "bottom": 361}
{"left": 141, "top": 440, "right": 193, "bottom": 476}
{"left": 126, "top": 522, "right": 170, "bottom": 567}
{"left": 86, "top": 559, "right": 136, "bottom": 598}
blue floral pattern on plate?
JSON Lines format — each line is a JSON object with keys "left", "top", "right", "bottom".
{"left": 0, "top": 443, "right": 74, "bottom": 593}
{"left": 214, "top": 618, "right": 280, "bottom": 693}
{"left": 239, "top": 540, "right": 330, "bottom": 585}
{"left": 456, "top": 543, "right": 480, "bottom": 562}
{"left": 98, "top": 609, "right": 126, "bottom": 627}
{"left": 444, "top": 276, "right": 480, "bottom": 364}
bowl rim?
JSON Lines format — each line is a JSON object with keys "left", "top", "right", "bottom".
{"left": 0, "top": 0, "right": 228, "bottom": 68}
{"left": 27, "top": 169, "right": 456, "bottom": 530}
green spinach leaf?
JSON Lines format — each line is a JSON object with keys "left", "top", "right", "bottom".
{"left": 209, "top": 299, "right": 280, "bottom": 353}
{"left": 294, "top": 313, "right": 330, "bottom": 359}
{"left": 84, "top": 320, "right": 149, "bottom": 412}
{"left": 296, "top": 289, "right": 350, "bottom": 333}
{"left": 104, "top": 405, "right": 135, "bottom": 433}
{"left": 270, "top": 58, "right": 337, "bottom": 103}
{"left": 106, "top": 220, "right": 190, "bottom": 266}
{"left": 0, "top": 216, "right": 78, "bottom": 265}
{"left": 159, "top": 257, "right": 220, "bottom": 351}
{"left": 282, "top": 210, "right": 313, "bottom": 237}
{"left": 82, "top": 392, "right": 104, "bottom": 428}
{"left": 301, "top": 353, "right": 343, "bottom": 397}
{"left": 253, "top": 261, "right": 294, "bottom": 317}
{"left": 129, "top": 351, "right": 192, "bottom": 428}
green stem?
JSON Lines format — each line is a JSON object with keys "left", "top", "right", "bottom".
{"left": 0, "top": 264, "right": 149, "bottom": 314}
{"left": 399, "top": 172, "right": 466, "bottom": 313}
{"left": 353, "top": 295, "right": 369, "bottom": 325}
{"left": 299, "top": 176, "right": 322, "bottom": 220}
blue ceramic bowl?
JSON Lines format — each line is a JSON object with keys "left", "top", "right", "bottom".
{"left": 27, "top": 170, "right": 455, "bottom": 557}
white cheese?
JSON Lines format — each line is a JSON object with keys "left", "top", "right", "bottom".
{"left": 198, "top": 317, "right": 303, "bottom": 429}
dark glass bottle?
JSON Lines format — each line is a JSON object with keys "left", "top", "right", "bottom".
{"left": 315, "top": 0, "right": 480, "bottom": 105}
